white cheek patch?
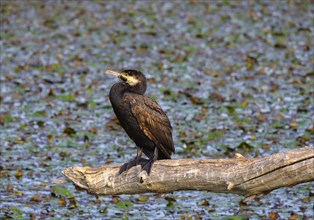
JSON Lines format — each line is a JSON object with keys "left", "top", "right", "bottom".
{"left": 127, "top": 76, "right": 140, "bottom": 86}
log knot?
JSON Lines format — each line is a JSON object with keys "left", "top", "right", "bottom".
{"left": 227, "top": 181, "right": 235, "bottom": 190}
{"left": 106, "top": 176, "right": 114, "bottom": 188}
{"left": 139, "top": 171, "right": 148, "bottom": 184}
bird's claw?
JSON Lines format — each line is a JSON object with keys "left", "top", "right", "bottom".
{"left": 118, "top": 160, "right": 136, "bottom": 174}
{"left": 118, "top": 158, "right": 150, "bottom": 174}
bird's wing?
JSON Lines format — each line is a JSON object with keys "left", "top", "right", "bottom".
{"left": 125, "top": 94, "right": 174, "bottom": 158}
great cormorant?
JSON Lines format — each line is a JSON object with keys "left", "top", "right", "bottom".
{"left": 105, "top": 69, "right": 174, "bottom": 175}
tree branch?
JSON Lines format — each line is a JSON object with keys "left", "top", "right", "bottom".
{"left": 62, "top": 147, "right": 314, "bottom": 196}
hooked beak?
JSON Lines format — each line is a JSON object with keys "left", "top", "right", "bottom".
{"left": 105, "top": 70, "right": 121, "bottom": 77}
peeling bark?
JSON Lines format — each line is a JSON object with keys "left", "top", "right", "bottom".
{"left": 62, "top": 147, "right": 314, "bottom": 196}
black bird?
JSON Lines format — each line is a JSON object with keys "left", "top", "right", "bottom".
{"left": 105, "top": 69, "right": 174, "bottom": 175}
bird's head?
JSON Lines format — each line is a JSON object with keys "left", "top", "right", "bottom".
{"left": 105, "top": 69, "right": 147, "bottom": 94}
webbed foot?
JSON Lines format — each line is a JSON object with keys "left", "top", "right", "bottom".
{"left": 119, "top": 158, "right": 149, "bottom": 174}
{"left": 141, "top": 160, "right": 154, "bottom": 175}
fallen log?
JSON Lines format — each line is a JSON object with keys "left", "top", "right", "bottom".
{"left": 62, "top": 146, "right": 314, "bottom": 196}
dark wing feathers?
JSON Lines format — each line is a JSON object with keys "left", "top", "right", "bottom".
{"left": 126, "top": 94, "right": 174, "bottom": 158}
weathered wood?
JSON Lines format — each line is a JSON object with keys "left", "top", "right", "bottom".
{"left": 62, "top": 147, "right": 314, "bottom": 196}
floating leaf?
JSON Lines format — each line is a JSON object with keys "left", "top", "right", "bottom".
{"left": 208, "top": 131, "right": 224, "bottom": 140}
{"left": 137, "top": 195, "right": 149, "bottom": 202}
{"left": 268, "top": 211, "right": 279, "bottom": 220}
{"left": 68, "top": 197, "right": 79, "bottom": 209}
{"left": 32, "top": 110, "right": 47, "bottom": 117}
{"left": 63, "top": 127, "right": 76, "bottom": 136}
{"left": 37, "top": 121, "right": 45, "bottom": 127}
{"left": 58, "top": 198, "right": 67, "bottom": 207}
{"left": 30, "top": 193, "right": 42, "bottom": 202}
{"left": 116, "top": 200, "right": 133, "bottom": 209}
{"left": 6, "top": 184, "right": 14, "bottom": 192}
{"left": 199, "top": 199, "right": 209, "bottom": 206}
{"left": 225, "top": 106, "right": 236, "bottom": 114}
{"left": 296, "top": 135, "right": 310, "bottom": 144}
{"left": 165, "top": 196, "right": 176, "bottom": 207}
{"left": 190, "top": 96, "right": 205, "bottom": 105}
{"left": 14, "top": 170, "right": 24, "bottom": 179}
{"left": 289, "top": 121, "right": 298, "bottom": 130}
{"left": 237, "top": 142, "right": 255, "bottom": 152}
{"left": 99, "top": 207, "right": 108, "bottom": 214}
{"left": 246, "top": 55, "right": 258, "bottom": 70}
{"left": 59, "top": 151, "right": 71, "bottom": 157}
{"left": 57, "top": 94, "right": 75, "bottom": 102}
{"left": 111, "top": 196, "right": 121, "bottom": 204}
{"left": 0, "top": 113, "right": 14, "bottom": 123}
{"left": 272, "top": 121, "right": 285, "bottom": 129}
{"left": 10, "top": 206, "right": 23, "bottom": 215}
{"left": 19, "top": 123, "right": 27, "bottom": 130}
{"left": 52, "top": 186, "right": 73, "bottom": 198}
{"left": 209, "top": 92, "right": 225, "bottom": 102}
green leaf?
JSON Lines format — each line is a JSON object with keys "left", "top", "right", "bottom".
{"left": 116, "top": 200, "right": 133, "bottom": 209}
{"left": 165, "top": 196, "right": 176, "bottom": 207}
{"left": 208, "top": 131, "right": 224, "bottom": 140}
{"left": 52, "top": 186, "right": 73, "bottom": 198}
{"left": 225, "top": 106, "right": 236, "bottom": 114}
{"left": 0, "top": 114, "right": 14, "bottom": 122}
{"left": 137, "top": 195, "right": 149, "bottom": 202}
{"left": 32, "top": 110, "right": 47, "bottom": 117}
{"left": 63, "top": 127, "right": 76, "bottom": 136}
{"left": 88, "top": 100, "right": 96, "bottom": 109}
{"left": 57, "top": 94, "right": 75, "bottom": 102}
{"left": 10, "top": 206, "right": 23, "bottom": 214}
{"left": 237, "top": 142, "right": 255, "bottom": 152}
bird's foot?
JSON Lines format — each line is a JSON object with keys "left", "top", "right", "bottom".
{"left": 119, "top": 158, "right": 149, "bottom": 174}
{"left": 141, "top": 160, "right": 155, "bottom": 175}
{"left": 141, "top": 147, "right": 158, "bottom": 175}
{"left": 119, "top": 160, "right": 137, "bottom": 174}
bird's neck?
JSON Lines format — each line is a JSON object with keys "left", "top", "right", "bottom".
{"left": 110, "top": 83, "right": 127, "bottom": 98}
{"left": 111, "top": 82, "right": 146, "bottom": 96}
{"left": 131, "top": 83, "right": 146, "bottom": 95}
